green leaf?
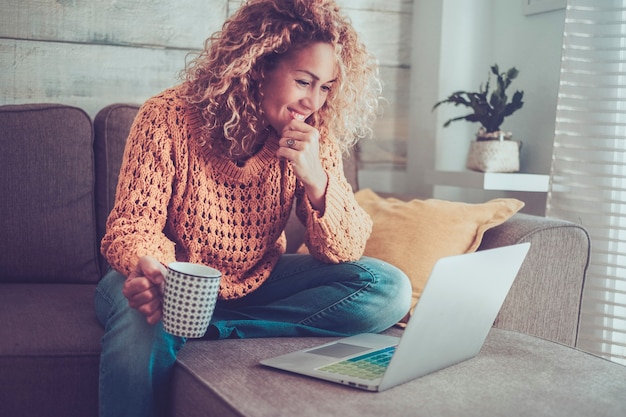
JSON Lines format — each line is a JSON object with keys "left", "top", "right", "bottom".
{"left": 433, "top": 64, "right": 524, "bottom": 132}
{"left": 507, "top": 67, "right": 519, "bottom": 80}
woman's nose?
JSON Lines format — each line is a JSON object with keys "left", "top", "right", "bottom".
{"left": 303, "top": 90, "right": 323, "bottom": 111}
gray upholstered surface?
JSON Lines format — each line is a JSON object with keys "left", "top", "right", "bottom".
{"left": 0, "top": 284, "right": 102, "bottom": 356}
{"left": 173, "top": 328, "right": 626, "bottom": 417}
{"left": 0, "top": 283, "right": 101, "bottom": 417}
{"left": 93, "top": 103, "right": 141, "bottom": 272}
{"left": 484, "top": 213, "right": 590, "bottom": 346}
{"left": 0, "top": 103, "right": 101, "bottom": 283}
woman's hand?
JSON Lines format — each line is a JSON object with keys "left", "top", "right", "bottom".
{"left": 122, "top": 255, "right": 167, "bottom": 325}
{"left": 276, "top": 118, "right": 328, "bottom": 213}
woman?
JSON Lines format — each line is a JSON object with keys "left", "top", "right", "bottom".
{"left": 95, "top": 0, "right": 412, "bottom": 416}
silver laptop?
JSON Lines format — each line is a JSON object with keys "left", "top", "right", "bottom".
{"left": 260, "top": 243, "right": 530, "bottom": 392}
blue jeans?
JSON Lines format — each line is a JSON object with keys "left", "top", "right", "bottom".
{"left": 94, "top": 255, "right": 412, "bottom": 417}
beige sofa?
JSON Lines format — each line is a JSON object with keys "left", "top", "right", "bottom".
{"left": 0, "top": 102, "right": 593, "bottom": 417}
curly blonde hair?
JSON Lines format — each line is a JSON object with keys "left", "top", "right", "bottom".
{"left": 181, "top": 0, "right": 383, "bottom": 156}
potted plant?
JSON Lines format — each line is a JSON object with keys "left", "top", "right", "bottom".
{"left": 433, "top": 64, "right": 525, "bottom": 172}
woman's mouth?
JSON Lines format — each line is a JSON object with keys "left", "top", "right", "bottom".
{"left": 290, "top": 110, "right": 307, "bottom": 121}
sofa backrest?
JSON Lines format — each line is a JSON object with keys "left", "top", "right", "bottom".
{"left": 94, "top": 104, "right": 360, "bottom": 255}
{"left": 93, "top": 104, "right": 141, "bottom": 273}
{"left": 0, "top": 104, "right": 101, "bottom": 283}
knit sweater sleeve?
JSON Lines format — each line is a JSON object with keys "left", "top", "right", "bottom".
{"left": 100, "top": 97, "right": 177, "bottom": 276}
{"left": 296, "top": 138, "right": 372, "bottom": 263}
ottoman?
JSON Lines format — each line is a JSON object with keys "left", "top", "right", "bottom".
{"left": 171, "top": 328, "right": 626, "bottom": 417}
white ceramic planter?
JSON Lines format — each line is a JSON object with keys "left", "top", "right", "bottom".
{"left": 466, "top": 139, "right": 521, "bottom": 173}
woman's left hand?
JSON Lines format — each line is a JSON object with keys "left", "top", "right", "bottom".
{"left": 277, "top": 118, "right": 328, "bottom": 212}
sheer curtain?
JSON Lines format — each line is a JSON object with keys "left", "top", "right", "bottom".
{"left": 547, "top": 0, "right": 626, "bottom": 364}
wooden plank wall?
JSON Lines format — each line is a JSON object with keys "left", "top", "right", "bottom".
{"left": 0, "top": 0, "right": 410, "bottom": 170}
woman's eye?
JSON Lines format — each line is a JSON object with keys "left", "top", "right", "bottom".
{"left": 321, "top": 85, "right": 332, "bottom": 93}
{"left": 296, "top": 80, "right": 311, "bottom": 87}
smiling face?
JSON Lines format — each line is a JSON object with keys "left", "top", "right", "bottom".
{"left": 259, "top": 42, "right": 337, "bottom": 133}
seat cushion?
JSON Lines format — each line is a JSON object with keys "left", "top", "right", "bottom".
{"left": 171, "top": 329, "right": 626, "bottom": 417}
{"left": 0, "top": 283, "right": 103, "bottom": 356}
{"left": 0, "top": 104, "right": 101, "bottom": 283}
{"left": 0, "top": 283, "right": 102, "bottom": 417}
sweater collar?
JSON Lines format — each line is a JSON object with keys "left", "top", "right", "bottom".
{"left": 186, "top": 103, "right": 281, "bottom": 181}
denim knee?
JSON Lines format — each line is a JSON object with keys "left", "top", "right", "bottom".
{"left": 347, "top": 256, "right": 413, "bottom": 333}
{"left": 94, "top": 269, "right": 127, "bottom": 327}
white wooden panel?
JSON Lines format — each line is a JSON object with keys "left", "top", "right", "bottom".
{"left": 227, "top": 0, "right": 413, "bottom": 15}
{"left": 0, "top": 39, "right": 190, "bottom": 117}
{"left": 227, "top": 0, "right": 242, "bottom": 16}
{"left": 347, "top": 9, "right": 411, "bottom": 68}
{"left": 227, "top": 0, "right": 410, "bottom": 67}
{"left": 1, "top": 0, "right": 410, "bottom": 170}
{"left": 337, "top": 0, "right": 413, "bottom": 13}
{"left": 360, "top": 66, "right": 410, "bottom": 168}
{"left": 0, "top": 0, "right": 227, "bottom": 49}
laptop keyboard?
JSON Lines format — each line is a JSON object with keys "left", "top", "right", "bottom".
{"left": 317, "top": 346, "right": 397, "bottom": 380}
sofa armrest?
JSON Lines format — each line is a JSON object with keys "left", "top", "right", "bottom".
{"left": 479, "top": 213, "right": 590, "bottom": 347}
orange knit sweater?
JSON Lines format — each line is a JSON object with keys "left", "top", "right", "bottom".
{"left": 101, "top": 87, "right": 372, "bottom": 300}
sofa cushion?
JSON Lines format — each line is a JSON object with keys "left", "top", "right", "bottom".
{"left": 93, "top": 103, "right": 141, "bottom": 271}
{"left": 172, "top": 329, "right": 626, "bottom": 417}
{"left": 354, "top": 189, "right": 524, "bottom": 323}
{"left": 0, "top": 283, "right": 102, "bottom": 417}
{"left": 482, "top": 213, "right": 590, "bottom": 346}
{"left": 0, "top": 104, "right": 101, "bottom": 283}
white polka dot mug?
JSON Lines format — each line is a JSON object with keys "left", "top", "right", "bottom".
{"left": 162, "top": 262, "right": 222, "bottom": 338}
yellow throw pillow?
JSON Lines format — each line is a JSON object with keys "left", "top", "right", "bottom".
{"left": 354, "top": 189, "right": 524, "bottom": 325}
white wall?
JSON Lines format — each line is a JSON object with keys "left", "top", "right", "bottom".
{"left": 404, "top": 0, "right": 565, "bottom": 215}
{"left": 492, "top": 1, "right": 565, "bottom": 177}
